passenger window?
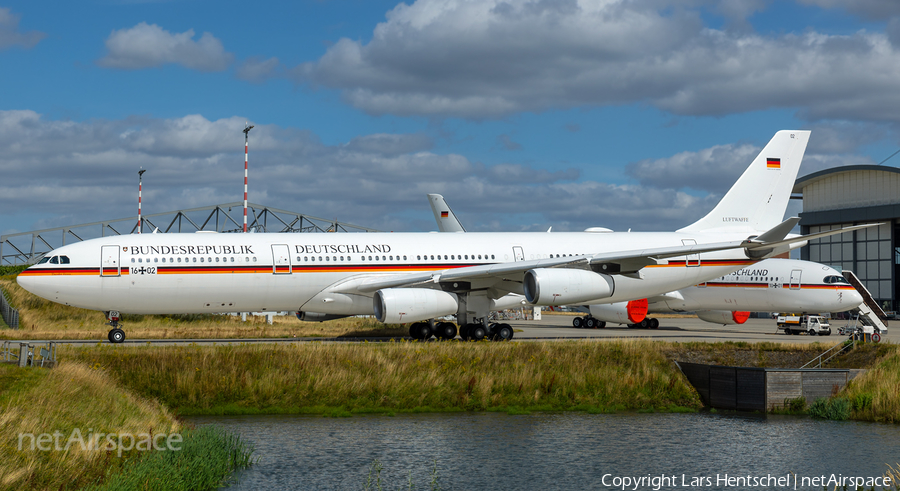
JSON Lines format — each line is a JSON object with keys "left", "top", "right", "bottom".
{"left": 131, "top": 258, "right": 135, "bottom": 263}
{"left": 417, "top": 255, "right": 421, "bottom": 260}
{"left": 230, "top": 257, "right": 234, "bottom": 263}
{"left": 326, "top": 256, "right": 330, "bottom": 261}
{"left": 177, "top": 258, "right": 182, "bottom": 263}
{"left": 403, "top": 255, "right": 407, "bottom": 260}
{"left": 154, "top": 258, "right": 159, "bottom": 263}
{"left": 200, "top": 257, "right": 204, "bottom": 263}
{"left": 253, "top": 257, "right": 257, "bottom": 262}
{"left": 216, "top": 257, "right": 220, "bottom": 263}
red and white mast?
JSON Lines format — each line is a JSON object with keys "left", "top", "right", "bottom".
{"left": 242, "top": 123, "right": 254, "bottom": 233}
{"left": 137, "top": 168, "right": 146, "bottom": 234}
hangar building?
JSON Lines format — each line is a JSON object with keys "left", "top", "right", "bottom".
{"left": 793, "top": 165, "right": 900, "bottom": 313}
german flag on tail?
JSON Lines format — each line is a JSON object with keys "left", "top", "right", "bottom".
{"left": 766, "top": 157, "right": 781, "bottom": 169}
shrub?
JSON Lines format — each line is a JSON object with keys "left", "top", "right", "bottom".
{"left": 809, "top": 397, "right": 851, "bottom": 421}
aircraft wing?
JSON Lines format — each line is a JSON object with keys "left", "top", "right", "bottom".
{"left": 345, "top": 220, "right": 878, "bottom": 294}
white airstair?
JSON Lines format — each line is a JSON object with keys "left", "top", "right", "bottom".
{"left": 841, "top": 270, "right": 888, "bottom": 339}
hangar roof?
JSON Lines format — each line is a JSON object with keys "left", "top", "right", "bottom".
{"left": 792, "top": 165, "right": 900, "bottom": 193}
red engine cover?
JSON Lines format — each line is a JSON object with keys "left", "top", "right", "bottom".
{"left": 732, "top": 311, "right": 751, "bottom": 324}
{"left": 626, "top": 299, "right": 649, "bottom": 323}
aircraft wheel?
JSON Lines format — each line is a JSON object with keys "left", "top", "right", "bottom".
{"left": 471, "top": 326, "right": 487, "bottom": 341}
{"left": 496, "top": 324, "right": 514, "bottom": 341}
{"left": 109, "top": 328, "right": 125, "bottom": 344}
{"left": 572, "top": 317, "right": 584, "bottom": 328}
{"left": 585, "top": 317, "right": 598, "bottom": 329}
{"left": 438, "top": 322, "right": 457, "bottom": 340}
{"left": 597, "top": 321, "right": 606, "bottom": 329}
{"left": 409, "top": 324, "right": 420, "bottom": 339}
{"left": 649, "top": 318, "right": 660, "bottom": 329}
{"left": 412, "top": 322, "right": 432, "bottom": 340}
{"left": 639, "top": 318, "right": 651, "bottom": 329}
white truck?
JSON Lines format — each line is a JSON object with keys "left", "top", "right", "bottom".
{"left": 777, "top": 314, "right": 832, "bottom": 336}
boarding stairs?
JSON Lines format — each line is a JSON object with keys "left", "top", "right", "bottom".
{"left": 842, "top": 270, "right": 888, "bottom": 336}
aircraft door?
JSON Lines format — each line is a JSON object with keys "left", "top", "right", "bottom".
{"left": 681, "top": 239, "right": 700, "bottom": 267}
{"left": 272, "top": 244, "right": 291, "bottom": 274}
{"left": 789, "top": 269, "right": 801, "bottom": 290}
{"left": 100, "top": 245, "right": 120, "bottom": 277}
{"left": 512, "top": 246, "right": 525, "bottom": 262}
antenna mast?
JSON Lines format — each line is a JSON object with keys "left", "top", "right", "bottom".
{"left": 243, "top": 123, "right": 254, "bottom": 233}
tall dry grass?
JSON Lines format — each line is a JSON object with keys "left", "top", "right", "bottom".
{"left": 0, "top": 361, "right": 180, "bottom": 490}
{"left": 63, "top": 339, "right": 701, "bottom": 415}
{"left": 0, "top": 276, "right": 406, "bottom": 340}
{"left": 840, "top": 343, "right": 900, "bottom": 423}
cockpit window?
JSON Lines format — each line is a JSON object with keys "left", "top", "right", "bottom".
{"left": 59, "top": 256, "right": 70, "bottom": 264}
{"left": 49, "top": 256, "right": 59, "bottom": 264}
{"left": 824, "top": 275, "right": 850, "bottom": 284}
{"left": 38, "top": 256, "right": 51, "bottom": 264}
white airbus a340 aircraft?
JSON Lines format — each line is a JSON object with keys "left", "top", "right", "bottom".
{"left": 582, "top": 260, "right": 861, "bottom": 329}
{"left": 426, "top": 195, "right": 864, "bottom": 332}
{"left": 17, "top": 130, "right": 869, "bottom": 343}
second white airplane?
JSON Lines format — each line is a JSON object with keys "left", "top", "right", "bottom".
{"left": 427, "top": 194, "right": 863, "bottom": 333}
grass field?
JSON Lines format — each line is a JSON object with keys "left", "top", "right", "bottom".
{"left": 63, "top": 339, "right": 704, "bottom": 416}
{"left": 0, "top": 361, "right": 253, "bottom": 491}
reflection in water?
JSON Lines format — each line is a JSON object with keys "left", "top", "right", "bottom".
{"left": 187, "top": 412, "right": 900, "bottom": 490}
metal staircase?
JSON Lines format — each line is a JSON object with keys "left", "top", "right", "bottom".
{"left": 842, "top": 270, "right": 888, "bottom": 335}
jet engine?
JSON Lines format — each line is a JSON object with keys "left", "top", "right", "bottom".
{"left": 696, "top": 310, "right": 751, "bottom": 325}
{"left": 524, "top": 268, "right": 614, "bottom": 305}
{"left": 589, "top": 299, "right": 649, "bottom": 324}
{"left": 374, "top": 288, "right": 459, "bottom": 324}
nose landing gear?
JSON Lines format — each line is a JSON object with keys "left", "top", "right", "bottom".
{"left": 105, "top": 311, "right": 126, "bottom": 344}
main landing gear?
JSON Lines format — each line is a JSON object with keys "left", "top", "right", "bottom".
{"left": 627, "top": 318, "right": 660, "bottom": 329}
{"left": 572, "top": 316, "right": 606, "bottom": 329}
{"left": 408, "top": 321, "right": 514, "bottom": 342}
{"left": 105, "top": 310, "right": 126, "bottom": 344}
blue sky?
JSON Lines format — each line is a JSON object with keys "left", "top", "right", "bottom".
{"left": 1, "top": 0, "right": 899, "bottom": 237}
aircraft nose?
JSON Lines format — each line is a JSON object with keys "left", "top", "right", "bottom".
{"left": 846, "top": 288, "right": 864, "bottom": 308}
{"left": 16, "top": 267, "right": 46, "bottom": 298}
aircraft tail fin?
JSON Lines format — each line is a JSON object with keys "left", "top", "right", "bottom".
{"left": 428, "top": 194, "right": 466, "bottom": 232}
{"left": 678, "top": 130, "right": 810, "bottom": 234}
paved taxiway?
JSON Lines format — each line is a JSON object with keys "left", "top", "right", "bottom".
{"left": 30, "top": 315, "right": 894, "bottom": 346}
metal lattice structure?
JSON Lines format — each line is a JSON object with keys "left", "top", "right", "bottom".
{"left": 1, "top": 202, "right": 379, "bottom": 265}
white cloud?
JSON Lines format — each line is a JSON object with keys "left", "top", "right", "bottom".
{"left": 98, "top": 22, "right": 234, "bottom": 71}
{"left": 236, "top": 57, "right": 280, "bottom": 83}
{"left": 293, "top": 0, "right": 900, "bottom": 123}
{"left": 0, "top": 8, "right": 44, "bottom": 50}
{"left": 797, "top": 0, "right": 900, "bottom": 19}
